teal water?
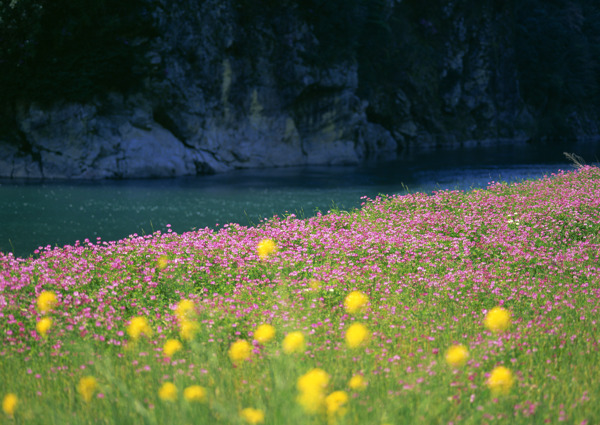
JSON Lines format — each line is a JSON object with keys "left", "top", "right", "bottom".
{"left": 1, "top": 142, "right": 596, "bottom": 258}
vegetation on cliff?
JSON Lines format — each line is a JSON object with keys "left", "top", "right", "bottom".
{"left": 2, "top": 0, "right": 600, "bottom": 142}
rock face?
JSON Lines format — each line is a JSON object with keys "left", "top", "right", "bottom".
{"left": 0, "top": 0, "right": 598, "bottom": 179}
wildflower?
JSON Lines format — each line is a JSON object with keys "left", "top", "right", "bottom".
{"left": 348, "top": 374, "right": 367, "bottom": 391}
{"left": 486, "top": 366, "right": 514, "bottom": 395}
{"left": 228, "top": 339, "right": 252, "bottom": 363}
{"left": 297, "top": 368, "right": 330, "bottom": 393}
{"left": 445, "top": 344, "right": 469, "bottom": 368}
{"left": 309, "top": 279, "right": 322, "bottom": 290}
{"left": 36, "top": 291, "right": 57, "bottom": 313}
{"left": 484, "top": 307, "right": 511, "bottom": 333}
{"left": 345, "top": 323, "right": 370, "bottom": 348}
{"left": 163, "top": 339, "right": 183, "bottom": 357}
{"left": 282, "top": 331, "right": 305, "bottom": 354}
{"left": 77, "top": 376, "right": 98, "bottom": 403}
{"left": 158, "top": 382, "right": 177, "bottom": 401}
{"left": 2, "top": 393, "right": 17, "bottom": 417}
{"left": 343, "top": 291, "right": 368, "bottom": 314}
{"left": 175, "top": 299, "right": 196, "bottom": 322}
{"left": 325, "top": 391, "right": 348, "bottom": 424}
{"left": 297, "top": 368, "right": 330, "bottom": 414}
{"left": 254, "top": 324, "right": 276, "bottom": 344}
{"left": 240, "top": 407, "right": 265, "bottom": 424}
{"left": 127, "top": 317, "right": 152, "bottom": 340}
{"left": 298, "top": 391, "right": 325, "bottom": 414}
{"left": 257, "top": 239, "right": 277, "bottom": 260}
{"left": 156, "top": 255, "right": 168, "bottom": 270}
{"left": 36, "top": 317, "right": 52, "bottom": 338}
{"left": 179, "top": 320, "right": 200, "bottom": 341}
{"left": 183, "top": 385, "right": 207, "bottom": 403}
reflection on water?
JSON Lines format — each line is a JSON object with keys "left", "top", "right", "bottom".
{"left": 1, "top": 140, "right": 598, "bottom": 258}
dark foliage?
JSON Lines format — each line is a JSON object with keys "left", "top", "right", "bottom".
{"left": 0, "top": 0, "right": 155, "bottom": 105}
{"left": 2, "top": 0, "right": 600, "bottom": 145}
{"left": 514, "top": 0, "right": 600, "bottom": 139}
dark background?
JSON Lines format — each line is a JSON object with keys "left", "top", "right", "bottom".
{"left": 2, "top": 0, "right": 600, "bottom": 149}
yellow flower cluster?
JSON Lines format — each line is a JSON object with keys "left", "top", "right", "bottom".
{"left": 2, "top": 393, "right": 17, "bottom": 417}
{"left": 297, "top": 368, "right": 330, "bottom": 414}
{"left": 228, "top": 339, "right": 252, "bottom": 363}
{"left": 180, "top": 320, "right": 199, "bottom": 341}
{"left": 175, "top": 299, "right": 200, "bottom": 341}
{"left": 484, "top": 306, "right": 511, "bottom": 333}
{"left": 156, "top": 255, "right": 168, "bottom": 270}
{"left": 257, "top": 239, "right": 277, "bottom": 260}
{"left": 77, "top": 376, "right": 98, "bottom": 403}
{"left": 127, "top": 316, "right": 153, "bottom": 341}
{"left": 175, "top": 299, "right": 196, "bottom": 322}
{"left": 240, "top": 407, "right": 265, "bottom": 424}
{"left": 343, "top": 291, "right": 368, "bottom": 314}
{"left": 308, "top": 279, "right": 322, "bottom": 290}
{"left": 348, "top": 374, "right": 367, "bottom": 391}
{"left": 183, "top": 385, "right": 207, "bottom": 403}
{"left": 325, "top": 391, "right": 348, "bottom": 425}
{"left": 36, "top": 291, "right": 57, "bottom": 339}
{"left": 36, "top": 291, "right": 57, "bottom": 313}
{"left": 159, "top": 382, "right": 177, "bottom": 402}
{"left": 282, "top": 331, "right": 305, "bottom": 354}
{"left": 296, "top": 369, "right": 349, "bottom": 424}
{"left": 345, "top": 323, "right": 370, "bottom": 348}
{"left": 254, "top": 324, "right": 276, "bottom": 344}
{"left": 486, "top": 366, "right": 514, "bottom": 395}
{"left": 36, "top": 317, "right": 52, "bottom": 338}
{"left": 163, "top": 339, "right": 183, "bottom": 357}
{"left": 445, "top": 344, "right": 469, "bottom": 368}
{"left": 443, "top": 305, "right": 515, "bottom": 395}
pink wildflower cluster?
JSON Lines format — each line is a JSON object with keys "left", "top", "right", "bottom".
{"left": 0, "top": 166, "right": 599, "bottom": 423}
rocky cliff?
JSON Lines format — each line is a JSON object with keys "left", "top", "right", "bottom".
{"left": 1, "top": 0, "right": 599, "bottom": 179}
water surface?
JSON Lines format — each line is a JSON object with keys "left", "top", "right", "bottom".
{"left": 1, "top": 141, "right": 597, "bottom": 258}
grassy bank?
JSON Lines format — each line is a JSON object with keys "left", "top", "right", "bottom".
{"left": 1, "top": 166, "right": 599, "bottom": 424}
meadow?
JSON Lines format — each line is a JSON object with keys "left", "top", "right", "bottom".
{"left": 1, "top": 166, "right": 599, "bottom": 424}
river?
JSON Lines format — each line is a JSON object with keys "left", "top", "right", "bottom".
{"left": 1, "top": 140, "right": 598, "bottom": 258}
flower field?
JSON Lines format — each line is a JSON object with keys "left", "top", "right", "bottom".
{"left": 1, "top": 166, "right": 600, "bottom": 424}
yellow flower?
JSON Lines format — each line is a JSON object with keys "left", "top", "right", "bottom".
{"left": 297, "top": 368, "right": 330, "bottom": 393}
{"left": 175, "top": 299, "right": 196, "bottom": 322}
{"left": 297, "top": 390, "right": 326, "bottom": 414}
{"left": 309, "top": 279, "right": 322, "bottom": 290}
{"left": 179, "top": 320, "right": 200, "bottom": 341}
{"left": 2, "top": 393, "right": 17, "bottom": 417}
{"left": 486, "top": 366, "right": 514, "bottom": 395}
{"left": 163, "top": 339, "right": 183, "bottom": 357}
{"left": 228, "top": 339, "right": 252, "bottom": 363}
{"left": 445, "top": 344, "right": 469, "bottom": 368}
{"left": 254, "top": 324, "right": 276, "bottom": 344}
{"left": 158, "top": 382, "right": 177, "bottom": 401}
{"left": 36, "top": 317, "right": 52, "bottom": 338}
{"left": 156, "top": 255, "right": 168, "bottom": 270}
{"left": 127, "top": 316, "right": 152, "bottom": 340}
{"left": 345, "top": 323, "right": 370, "bottom": 348}
{"left": 484, "top": 307, "right": 511, "bottom": 333}
{"left": 77, "top": 376, "right": 98, "bottom": 403}
{"left": 257, "top": 239, "right": 277, "bottom": 260}
{"left": 343, "top": 291, "right": 368, "bottom": 314}
{"left": 325, "top": 391, "right": 348, "bottom": 424}
{"left": 282, "top": 331, "right": 305, "bottom": 354}
{"left": 36, "top": 291, "right": 57, "bottom": 313}
{"left": 183, "top": 385, "right": 207, "bottom": 403}
{"left": 348, "top": 374, "right": 367, "bottom": 391}
{"left": 297, "top": 368, "right": 330, "bottom": 414}
{"left": 240, "top": 407, "right": 265, "bottom": 424}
